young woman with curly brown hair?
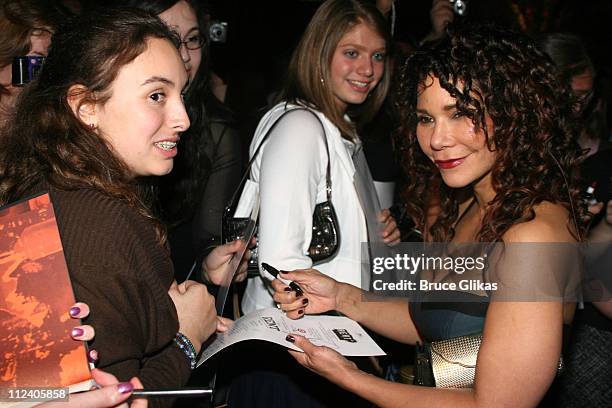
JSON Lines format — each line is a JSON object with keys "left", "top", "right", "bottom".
{"left": 0, "top": 8, "right": 240, "bottom": 407}
{"left": 271, "top": 24, "right": 584, "bottom": 407}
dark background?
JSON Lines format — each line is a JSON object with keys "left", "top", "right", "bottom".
{"left": 204, "top": 0, "right": 612, "bottom": 77}
{"left": 196, "top": 0, "right": 612, "bottom": 127}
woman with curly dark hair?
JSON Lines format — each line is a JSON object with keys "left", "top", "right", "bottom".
{"left": 270, "top": 24, "right": 584, "bottom": 407}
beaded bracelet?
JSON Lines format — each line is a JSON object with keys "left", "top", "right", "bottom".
{"left": 174, "top": 332, "right": 197, "bottom": 370}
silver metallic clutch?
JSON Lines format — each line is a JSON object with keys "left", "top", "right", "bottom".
{"left": 428, "top": 333, "right": 564, "bottom": 389}
{"left": 430, "top": 333, "right": 481, "bottom": 388}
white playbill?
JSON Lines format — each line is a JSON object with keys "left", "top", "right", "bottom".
{"left": 197, "top": 307, "right": 385, "bottom": 366}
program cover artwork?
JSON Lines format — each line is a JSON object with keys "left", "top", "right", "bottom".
{"left": 0, "top": 193, "right": 92, "bottom": 404}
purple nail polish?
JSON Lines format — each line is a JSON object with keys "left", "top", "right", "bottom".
{"left": 71, "top": 327, "right": 84, "bottom": 337}
{"left": 117, "top": 382, "right": 133, "bottom": 394}
{"left": 69, "top": 306, "right": 81, "bottom": 317}
{"left": 286, "top": 335, "right": 295, "bottom": 343}
{"left": 88, "top": 349, "right": 98, "bottom": 363}
{"left": 284, "top": 287, "right": 292, "bottom": 292}
{"left": 298, "top": 309, "right": 304, "bottom": 315}
{"left": 302, "top": 298, "right": 308, "bottom": 305}
{"left": 280, "top": 270, "right": 289, "bottom": 274}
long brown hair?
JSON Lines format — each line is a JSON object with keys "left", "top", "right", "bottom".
{"left": 395, "top": 24, "right": 585, "bottom": 242}
{"left": 279, "top": 0, "right": 392, "bottom": 140}
{"left": 0, "top": 7, "right": 181, "bottom": 244}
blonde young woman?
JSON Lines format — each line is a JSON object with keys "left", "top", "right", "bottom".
{"left": 231, "top": 1, "right": 399, "bottom": 406}
{"left": 242, "top": 0, "right": 400, "bottom": 314}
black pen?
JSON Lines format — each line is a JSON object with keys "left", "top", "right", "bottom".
{"left": 131, "top": 388, "right": 212, "bottom": 398}
{"left": 262, "top": 262, "right": 303, "bottom": 297}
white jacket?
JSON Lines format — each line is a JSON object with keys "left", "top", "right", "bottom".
{"left": 241, "top": 102, "right": 369, "bottom": 313}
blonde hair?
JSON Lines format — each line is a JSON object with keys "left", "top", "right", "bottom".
{"left": 280, "top": 0, "right": 391, "bottom": 140}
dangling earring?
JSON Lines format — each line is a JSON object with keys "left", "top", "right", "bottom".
{"left": 320, "top": 77, "right": 325, "bottom": 85}
{"left": 88, "top": 123, "right": 96, "bottom": 130}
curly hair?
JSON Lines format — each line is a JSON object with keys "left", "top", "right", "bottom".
{"left": 0, "top": 7, "right": 181, "bottom": 245}
{"left": 394, "top": 24, "right": 585, "bottom": 242}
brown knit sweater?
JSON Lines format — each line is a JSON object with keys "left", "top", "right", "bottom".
{"left": 49, "top": 186, "right": 192, "bottom": 407}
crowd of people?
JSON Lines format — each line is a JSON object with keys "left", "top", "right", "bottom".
{"left": 0, "top": 0, "right": 610, "bottom": 407}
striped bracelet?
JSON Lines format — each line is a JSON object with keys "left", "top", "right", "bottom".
{"left": 174, "top": 332, "right": 197, "bottom": 370}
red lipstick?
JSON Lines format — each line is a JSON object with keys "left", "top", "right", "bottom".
{"left": 435, "top": 157, "right": 466, "bottom": 169}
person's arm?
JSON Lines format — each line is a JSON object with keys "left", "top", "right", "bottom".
{"left": 586, "top": 200, "right": 612, "bottom": 318}
{"left": 420, "top": 0, "right": 455, "bottom": 44}
{"left": 592, "top": 301, "right": 612, "bottom": 318}
{"left": 280, "top": 205, "right": 569, "bottom": 407}
{"left": 76, "top": 269, "right": 192, "bottom": 391}
{"left": 272, "top": 269, "right": 420, "bottom": 344}
{"left": 375, "top": 0, "right": 394, "bottom": 18}
{"left": 257, "top": 110, "right": 329, "bottom": 275}
{"left": 54, "top": 190, "right": 204, "bottom": 408}
{"left": 37, "top": 369, "right": 146, "bottom": 408}
{"left": 192, "top": 122, "right": 243, "bottom": 256}
{"left": 286, "top": 297, "right": 562, "bottom": 407}
{"left": 586, "top": 200, "right": 612, "bottom": 242}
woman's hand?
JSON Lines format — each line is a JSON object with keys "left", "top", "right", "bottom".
{"left": 286, "top": 334, "right": 358, "bottom": 387}
{"left": 202, "top": 239, "right": 252, "bottom": 284}
{"left": 37, "top": 369, "right": 146, "bottom": 408}
{"left": 379, "top": 209, "right": 401, "bottom": 245}
{"left": 69, "top": 302, "right": 98, "bottom": 364}
{"left": 168, "top": 280, "right": 217, "bottom": 353}
{"left": 69, "top": 302, "right": 95, "bottom": 340}
{"left": 587, "top": 200, "right": 612, "bottom": 242}
{"left": 430, "top": 0, "right": 454, "bottom": 37}
{"left": 216, "top": 316, "right": 233, "bottom": 333}
{"left": 271, "top": 269, "right": 340, "bottom": 319}
{"left": 375, "top": 0, "right": 393, "bottom": 16}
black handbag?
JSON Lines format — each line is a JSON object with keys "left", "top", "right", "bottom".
{"left": 222, "top": 107, "right": 340, "bottom": 273}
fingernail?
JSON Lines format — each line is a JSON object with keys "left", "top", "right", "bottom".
{"left": 302, "top": 298, "right": 308, "bottom": 305}
{"left": 69, "top": 306, "right": 81, "bottom": 317}
{"left": 71, "top": 327, "right": 84, "bottom": 337}
{"left": 88, "top": 349, "right": 98, "bottom": 363}
{"left": 280, "top": 270, "right": 289, "bottom": 274}
{"left": 117, "top": 382, "right": 133, "bottom": 394}
{"left": 298, "top": 309, "right": 304, "bottom": 315}
{"left": 284, "top": 287, "right": 292, "bottom": 292}
{"left": 286, "top": 335, "right": 295, "bottom": 343}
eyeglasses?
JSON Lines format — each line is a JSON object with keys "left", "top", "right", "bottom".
{"left": 180, "top": 30, "right": 206, "bottom": 50}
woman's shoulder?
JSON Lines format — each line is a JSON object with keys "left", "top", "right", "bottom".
{"left": 255, "top": 102, "right": 328, "bottom": 148}
{"left": 266, "top": 102, "right": 326, "bottom": 126}
{"left": 503, "top": 201, "right": 576, "bottom": 243}
{"left": 52, "top": 187, "right": 135, "bottom": 219}
{"left": 50, "top": 187, "right": 156, "bottom": 249}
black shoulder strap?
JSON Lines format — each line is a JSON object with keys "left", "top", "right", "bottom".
{"left": 227, "top": 107, "right": 332, "bottom": 208}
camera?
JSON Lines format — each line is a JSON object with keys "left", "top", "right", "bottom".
{"left": 582, "top": 184, "right": 598, "bottom": 207}
{"left": 208, "top": 21, "right": 228, "bottom": 43}
{"left": 12, "top": 56, "right": 45, "bottom": 86}
{"left": 449, "top": 0, "right": 467, "bottom": 16}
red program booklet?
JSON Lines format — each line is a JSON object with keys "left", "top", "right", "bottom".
{"left": 0, "top": 192, "right": 93, "bottom": 407}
